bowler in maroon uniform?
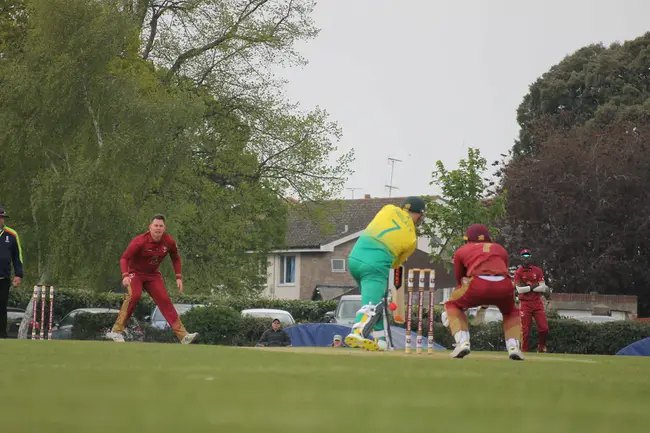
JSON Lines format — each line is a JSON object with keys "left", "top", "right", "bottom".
{"left": 105, "top": 215, "right": 199, "bottom": 344}
{"left": 445, "top": 224, "right": 524, "bottom": 360}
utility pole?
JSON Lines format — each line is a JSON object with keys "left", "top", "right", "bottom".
{"left": 385, "top": 157, "right": 402, "bottom": 197}
{"left": 346, "top": 187, "right": 362, "bottom": 199}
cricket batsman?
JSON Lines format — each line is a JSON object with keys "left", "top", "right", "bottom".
{"left": 344, "top": 196, "right": 425, "bottom": 351}
{"left": 514, "top": 248, "right": 550, "bottom": 352}
{"left": 105, "top": 215, "right": 199, "bottom": 344}
{"left": 444, "top": 224, "right": 524, "bottom": 360}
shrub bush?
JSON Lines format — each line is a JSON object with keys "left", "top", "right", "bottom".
{"left": 8, "top": 286, "right": 337, "bottom": 323}
{"left": 13, "top": 287, "right": 650, "bottom": 354}
{"left": 180, "top": 305, "right": 269, "bottom": 346}
{"left": 68, "top": 306, "right": 272, "bottom": 346}
{"left": 426, "top": 319, "right": 650, "bottom": 355}
{"left": 70, "top": 312, "right": 144, "bottom": 342}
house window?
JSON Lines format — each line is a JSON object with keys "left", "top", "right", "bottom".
{"left": 279, "top": 255, "right": 296, "bottom": 285}
{"left": 331, "top": 259, "right": 346, "bottom": 273}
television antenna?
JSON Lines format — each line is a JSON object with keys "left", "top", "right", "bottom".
{"left": 346, "top": 187, "right": 362, "bottom": 199}
{"left": 385, "top": 157, "right": 402, "bottom": 197}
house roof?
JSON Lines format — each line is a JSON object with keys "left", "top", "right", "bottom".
{"left": 283, "top": 195, "right": 440, "bottom": 250}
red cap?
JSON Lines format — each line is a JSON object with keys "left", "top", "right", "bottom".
{"left": 464, "top": 224, "right": 491, "bottom": 242}
{"left": 520, "top": 249, "right": 532, "bottom": 257}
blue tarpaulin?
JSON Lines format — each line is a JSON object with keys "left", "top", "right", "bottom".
{"left": 284, "top": 323, "right": 447, "bottom": 350}
{"left": 616, "top": 337, "right": 650, "bottom": 356}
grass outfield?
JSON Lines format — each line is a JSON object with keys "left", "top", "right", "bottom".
{"left": 1, "top": 340, "right": 648, "bottom": 433}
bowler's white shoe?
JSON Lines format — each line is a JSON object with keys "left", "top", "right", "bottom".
{"left": 506, "top": 338, "right": 525, "bottom": 360}
{"left": 181, "top": 332, "right": 199, "bottom": 344}
{"left": 450, "top": 341, "right": 471, "bottom": 358}
{"left": 105, "top": 331, "right": 125, "bottom": 342}
{"left": 508, "top": 346, "right": 525, "bottom": 361}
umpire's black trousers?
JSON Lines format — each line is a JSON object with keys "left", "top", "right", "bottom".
{"left": 0, "top": 278, "right": 10, "bottom": 338}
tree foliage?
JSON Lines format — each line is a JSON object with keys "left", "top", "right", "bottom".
{"left": 501, "top": 116, "right": 650, "bottom": 315}
{"left": 129, "top": 0, "right": 354, "bottom": 203}
{"left": 514, "top": 32, "right": 650, "bottom": 156}
{"left": 0, "top": 0, "right": 352, "bottom": 294}
{"left": 502, "top": 32, "right": 650, "bottom": 316}
{"left": 420, "top": 148, "right": 506, "bottom": 265}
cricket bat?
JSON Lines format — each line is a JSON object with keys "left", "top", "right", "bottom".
{"left": 389, "top": 266, "right": 405, "bottom": 324}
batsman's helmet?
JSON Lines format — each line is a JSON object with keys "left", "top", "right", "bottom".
{"left": 400, "top": 196, "right": 426, "bottom": 214}
{"left": 464, "top": 224, "right": 491, "bottom": 242}
{"left": 0, "top": 206, "right": 8, "bottom": 218}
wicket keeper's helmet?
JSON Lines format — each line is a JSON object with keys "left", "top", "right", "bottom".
{"left": 401, "top": 196, "right": 426, "bottom": 214}
{"left": 464, "top": 224, "right": 491, "bottom": 242}
{"left": 0, "top": 205, "right": 8, "bottom": 218}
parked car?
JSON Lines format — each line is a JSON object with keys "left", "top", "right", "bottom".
{"left": 241, "top": 308, "right": 295, "bottom": 326}
{"left": 572, "top": 315, "right": 621, "bottom": 323}
{"left": 148, "top": 303, "right": 206, "bottom": 330}
{"left": 467, "top": 306, "right": 503, "bottom": 323}
{"left": 50, "top": 308, "right": 142, "bottom": 340}
{"left": 6, "top": 307, "right": 25, "bottom": 338}
{"left": 324, "top": 295, "right": 362, "bottom": 327}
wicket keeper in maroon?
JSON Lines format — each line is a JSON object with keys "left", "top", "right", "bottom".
{"left": 514, "top": 249, "right": 549, "bottom": 352}
{"left": 105, "top": 215, "right": 198, "bottom": 344}
{"left": 444, "top": 224, "right": 524, "bottom": 360}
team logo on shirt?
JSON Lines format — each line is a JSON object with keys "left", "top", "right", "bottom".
{"left": 162, "top": 246, "right": 168, "bottom": 253}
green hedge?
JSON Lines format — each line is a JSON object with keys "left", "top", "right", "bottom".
{"left": 421, "top": 319, "right": 650, "bottom": 355}
{"left": 8, "top": 286, "right": 337, "bottom": 324}
{"left": 68, "top": 307, "right": 274, "bottom": 346}
{"left": 14, "top": 287, "right": 650, "bottom": 355}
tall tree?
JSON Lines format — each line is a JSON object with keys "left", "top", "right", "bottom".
{"left": 0, "top": 0, "right": 323, "bottom": 295}
{"left": 420, "top": 147, "right": 505, "bottom": 266}
{"left": 513, "top": 32, "right": 650, "bottom": 156}
{"left": 127, "top": 0, "right": 354, "bottom": 203}
{"left": 501, "top": 117, "right": 650, "bottom": 316}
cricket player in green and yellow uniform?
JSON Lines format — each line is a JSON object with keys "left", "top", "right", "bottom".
{"left": 345, "top": 196, "right": 426, "bottom": 351}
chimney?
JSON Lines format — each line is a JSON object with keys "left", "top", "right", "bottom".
{"left": 364, "top": 194, "right": 371, "bottom": 199}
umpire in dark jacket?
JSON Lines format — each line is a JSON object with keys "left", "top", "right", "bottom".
{"left": 258, "top": 318, "right": 292, "bottom": 347}
{"left": 0, "top": 206, "right": 23, "bottom": 338}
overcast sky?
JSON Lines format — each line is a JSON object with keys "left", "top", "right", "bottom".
{"left": 277, "top": 0, "right": 650, "bottom": 200}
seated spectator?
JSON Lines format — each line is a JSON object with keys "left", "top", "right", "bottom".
{"left": 258, "top": 318, "right": 292, "bottom": 347}
{"left": 331, "top": 334, "right": 344, "bottom": 347}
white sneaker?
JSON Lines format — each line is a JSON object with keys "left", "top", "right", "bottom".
{"left": 506, "top": 338, "right": 525, "bottom": 360}
{"left": 105, "top": 331, "right": 125, "bottom": 342}
{"left": 508, "top": 346, "right": 525, "bottom": 361}
{"left": 450, "top": 341, "right": 471, "bottom": 358}
{"left": 181, "top": 332, "right": 199, "bottom": 344}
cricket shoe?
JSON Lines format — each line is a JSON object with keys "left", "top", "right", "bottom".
{"left": 537, "top": 346, "right": 547, "bottom": 353}
{"left": 508, "top": 346, "right": 525, "bottom": 361}
{"left": 344, "top": 331, "right": 380, "bottom": 351}
{"left": 181, "top": 332, "right": 199, "bottom": 344}
{"left": 104, "top": 331, "right": 125, "bottom": 343}
{"left": 450, "top": 341, "right": 471, "bottom": 358}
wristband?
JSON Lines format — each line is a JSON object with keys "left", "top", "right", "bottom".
{"left": 175, "top": 274, "right": 182, "bottom": 279}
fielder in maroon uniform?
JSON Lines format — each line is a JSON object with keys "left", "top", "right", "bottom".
{"left": 444, "top": 224, "right": 524, "bottom": 360}
{"left": 514, "top": 248, "right": 549, "bottom": 352}
{"left": 105, "top": 215, "right": 199, "bottom": 344}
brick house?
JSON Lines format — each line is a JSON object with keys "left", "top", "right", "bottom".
{"left": 261, "top": 195, "right": 458, "bottom": 301}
